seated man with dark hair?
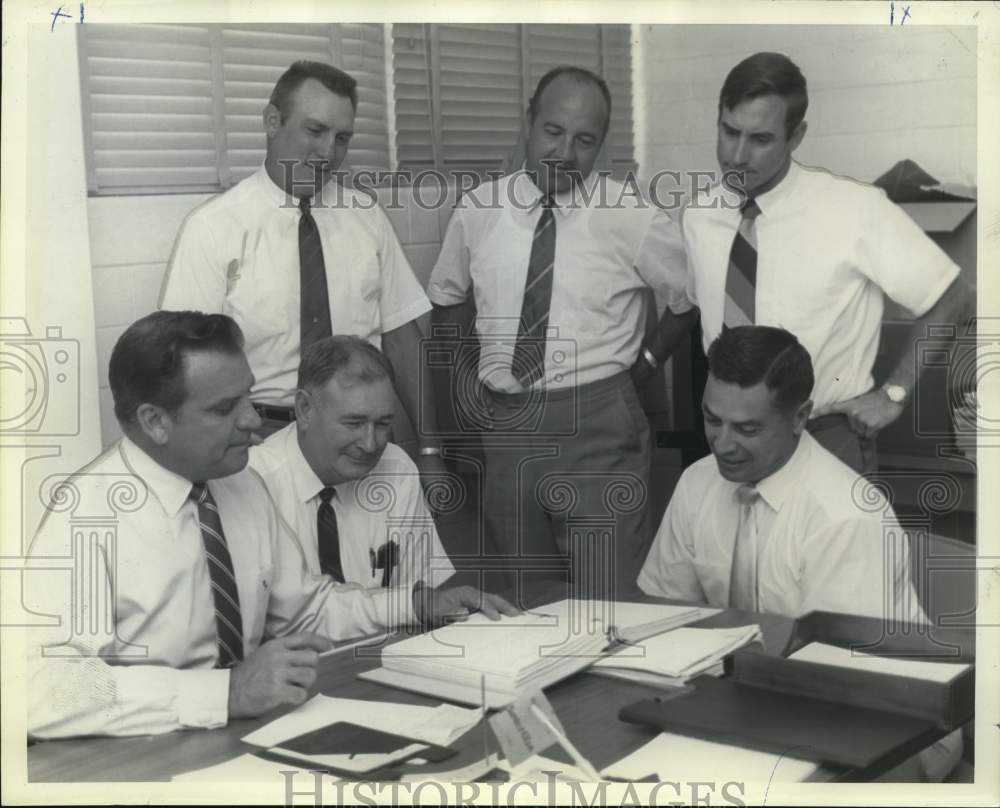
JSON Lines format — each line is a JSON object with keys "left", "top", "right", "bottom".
{"left": 638, "top": 324, "right": 961, "bottom": 781}
{"left": 25, "top": 311, "right": 515, "bottom": 740}
{"left": 250, "top": 335, "right": 455, "bottom": 589}
{"left": 638, "top": 324, "right": 923, "bottom": 619}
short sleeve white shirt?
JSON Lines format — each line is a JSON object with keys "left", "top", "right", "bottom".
{"left": 160, "top": 169, "right": 431, "bottom": 407}
{"left": 683, "top": 162, "right": 959, "bottom": 414}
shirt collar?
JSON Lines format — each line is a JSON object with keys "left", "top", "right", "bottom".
{"left": 253, "top": 165, "right": 339, "bottom": 216}
{"left": 751, "top": 159, "right": 802, "bottom": 216}
{"left": 510, "top": 167, "right": 598, "bottom": 218}
{"left": 753, "top": 430, "right": 813, "bottom": 513}
{"left": 286, "top": 426, "right": 330, "bottom": 505}
{"left": 119, "top": 436, "right": 198, "bottom": 519}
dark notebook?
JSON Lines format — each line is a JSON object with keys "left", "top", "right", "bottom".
{"left": 267, "top": 721, "right": 434, "bottom": 774}
{"left": 619, "top": 676, "right": 941, "bottom": 770}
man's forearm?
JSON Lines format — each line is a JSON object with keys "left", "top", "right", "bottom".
{"left": 642, "top": 306, "right": 700, "bottom": 364}
{"left": 383, "top": 320, "right": 439, "bottom": 446}
{"left": 884, "top": 278, "right": 973, "bottom": 394}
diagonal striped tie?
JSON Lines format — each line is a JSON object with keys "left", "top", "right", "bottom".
{"left": 299, "top": 195, "right": 333, "bottom": 353}
{"left": 729, "top": 484, "right": 761, "bottom": 611}
{"left": 512, "top": 199, "right": 556, "bottom": 386}
{"left": 190, "top": 483, "right": 244, "bottom": 668}
{"left": 317, "top": 486, "right": 345, "bottom": 583}
{"left": 723, "top": 199, "right": 761, "bottom": 328}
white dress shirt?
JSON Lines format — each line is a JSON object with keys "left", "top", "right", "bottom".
{"left": 26, "top": 438, "right": 417, "bottom": 739}
{"left": 428, "top": 170, "right": 692, "bottom": 392}
{"left": 159, "top": 168, "right": 431, "bottom": 407}
{"left": 638, "top": 432, "right": 926, "bottom": 622}
{"left": 249, "top": 425, "right": 455, "bottom": 589}
{"left": 683, "top": 161, "right": 960, "bottom": 414}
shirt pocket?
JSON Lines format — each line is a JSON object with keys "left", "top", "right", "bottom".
{"left": 224, "top": 240, "right": 287, "bottom": 341}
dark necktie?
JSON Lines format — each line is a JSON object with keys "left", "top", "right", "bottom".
{"left": 512, "top": 199, "right": 556, "bottom": 386}
{"left": 189, "top": 483, "right": 244, "bottom": 668}
{"left": 317, "top": 486, "right": 345, "bottom": 583}
{"left": 723, "top": 198, "right": 761, "bottom": 328}
{"left": 729, "top": 485, "right": 761, "bottom": 611}
{"left": 299, "top": 195, "right": 333, "bottom": 352}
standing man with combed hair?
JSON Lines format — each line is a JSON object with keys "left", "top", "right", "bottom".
{"left": 683, "top": 51, "right": 972, "bottom": 473}
{"left": 160, "top": 60, "right": 447, "bottom": 487}
{"left": 428, "top": 66, "right": 697, "bottom": 599}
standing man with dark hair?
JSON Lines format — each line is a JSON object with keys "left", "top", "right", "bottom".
{"left": 160, "top": 61, "right": 446, "bottom": 487}
{"left": 250, "top": 336, "right": 455, "bottom": 590}
{"left": 428, "top": 66, "right": 697, "bottom": 598}
{"left": 638, "top": 325, "right": 924, "bottom": 619}
{"left": 25, "top": 311, "right": 514, "bottom": 740}
{"left": 683, "top": 51, "right": 972, "bottom": 473}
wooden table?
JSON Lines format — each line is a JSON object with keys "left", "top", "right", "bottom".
{"left": 28, "top": 603, "right": 810, "bottom": 783}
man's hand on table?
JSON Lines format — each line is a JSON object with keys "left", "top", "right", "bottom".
{"left": 227, "top": 632, "right": 333, "bottom": 719}
{"left": 412, "top": 582, "right": 520, "bottom": 628}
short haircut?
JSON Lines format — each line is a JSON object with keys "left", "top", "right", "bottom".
{"left": 528, "top": 65, "right": 612, "bottom": 135}
{"left": 707, "top": 325, "right": 814, "bottom": 413}
{"left": 718, "top": 52, "right": 808, "bottom": 138}
{"left": 269, "top": 60, "right": 358, "bottom": 119}
{"left": 110, "top": 311, "right": 245, "bottom": 425}
{"left": 297, "top": 335, "right": 396, "bottom": 392}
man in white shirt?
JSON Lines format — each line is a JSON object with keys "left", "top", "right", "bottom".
{"left": 159, "top": 60, "right": 446, "bottom": 484}
{"left": 250, "top": 336, "right": 456, "bottom": 591}
{"left": 428, "top": 66, "right": 697, "bottom": 598}
{"left": 639, "top": 324, "right": 962, "bottom": 781}
{"left": 638, "top": 324, "right": 925, "bottom": 618}
{"left": 683, "top": 51, "right": 972, "bottom": 473}
{"left": 25, "top": 311, "right": 515, "bottom": 739}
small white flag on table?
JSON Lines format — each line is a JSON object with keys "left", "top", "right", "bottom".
{"left": 487, "top": 690, "right": 564, "bottom": 768}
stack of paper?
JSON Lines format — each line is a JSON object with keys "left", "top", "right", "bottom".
{"left": 364, "top": 599, "right": 709, "bottom": 706}
{"left": 788, "top": 642, "right": 971, "bottom": 681}
{"left": 591, "top": 624, "right": 763, "bottom": 688}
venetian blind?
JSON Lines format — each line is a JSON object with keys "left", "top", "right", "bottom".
{"left": 392, "top": 23, "right": 635, "bottom": 176}
{"left": 79, "top": 23, "right": 390, "bottom": 195}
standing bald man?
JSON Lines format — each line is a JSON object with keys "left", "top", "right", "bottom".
{"left": 428, "top": 66, "right": 696, "bottom": 599}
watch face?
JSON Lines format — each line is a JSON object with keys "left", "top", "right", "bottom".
{"left": 885, "top": 385, "right": 906, "bottom": 404}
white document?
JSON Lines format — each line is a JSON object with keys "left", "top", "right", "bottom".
{"left": 602, "top": 732, "right": 819, "bottom": 783}
{"left": 241, "top": 694, "right": 481, "bottom": 749}
{"left": 172, "top": 752, "right": 340, "bottom": 782}
{"left": 789, "top": 642, "right": 970, "bottom": 683}
{"left": 593, "top": 624, "right": 763, "bottom": 679}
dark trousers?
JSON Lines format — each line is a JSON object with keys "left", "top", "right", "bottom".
{"left": 480, "top": 372, "right": 652, "bottom": 603}
{"left": 807, "top": 412, "right": 877, "bottom": 474}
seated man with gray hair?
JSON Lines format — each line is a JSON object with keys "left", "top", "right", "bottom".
{"left": 250, "top": 336, "right": 456, "bottom": 590}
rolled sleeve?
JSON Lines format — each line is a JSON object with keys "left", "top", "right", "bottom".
{"left": 635, "top": 208, "right": 694, "bottom": 315}
{"left": 427, "top": 205, "right": 472, "bottom": 306}
{"left": 858, "top": 189, "right": 961, "bottom": 318}
{"left": 373, "top": 204, "right": 433, "bottom": 332}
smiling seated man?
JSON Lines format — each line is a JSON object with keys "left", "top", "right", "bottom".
{"left": 637, "top": 324, "right": 961, "bottom": 781}
{"left": 249, "top": 336, "right": 455, "bottom": 590}
{"left": 25, "top": 311, "right": 514, "bottom": 740}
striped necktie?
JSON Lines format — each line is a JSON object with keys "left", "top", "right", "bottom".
{"left": 723, "top": 198, "right": 761, "bottom": 328}
{"left": 189, "top": 483, "right": 244, "bottom": 668}
{"left": 512, "top": 199, "right": 556, "bottom": 386}
{"left": 299, "top": 195, "right": 333, "bottom": 353}
{"left": 728, "top": 484, "right": 761, "bottom": 611}
{"left": 317, "top": 486, "right": 345, "bottom": 583}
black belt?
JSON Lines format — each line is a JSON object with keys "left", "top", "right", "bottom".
{"left": 253, "top": 404, "right": 296, "bottom": 423}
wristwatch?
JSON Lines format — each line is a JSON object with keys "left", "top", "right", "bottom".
{"left": 882, "top": 383, "right": 908, "bottom": 404}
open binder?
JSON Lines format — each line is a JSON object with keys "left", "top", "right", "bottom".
{"left": 618, "top": 612, "right": 974, "bottom": 773}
